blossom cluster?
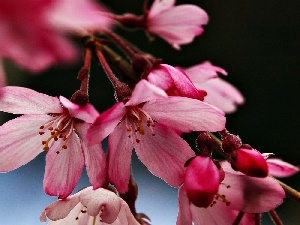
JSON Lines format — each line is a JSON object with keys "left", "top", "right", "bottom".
{"left": 0, "top": 0, "right": 299, "bottom": 225}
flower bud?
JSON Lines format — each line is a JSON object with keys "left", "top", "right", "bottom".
{"left": 184, "top": 156, "right": 222, "bottom": 208}
{"left": 231, "top": 148, "right": 268, "bottom": 177}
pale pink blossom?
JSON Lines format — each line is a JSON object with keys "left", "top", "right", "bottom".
{"left": 184, "top": 61, "right": 244, "bottom": 113}
{"left": 0, "top": 0, "right": 112, "bottom": 72}
{"left": 0, "top": 86, "right": 105, "bottom": 198}
{"left": 40, "top": 186, "right": 140, "bottom": 225}
{"left": 88, "top": 80, "right": 225, "bottom": 193}
{"left": 176, "top": 161, "right": 285, "bottom": 225}
{"left": 146, "top": 64, "right": 206, "bottom": 101}
{"left": 147, "top": 0, "right": 209, "bottom": 49}
{"left": 267, "top": 158, "right": 300, "bottom": 178}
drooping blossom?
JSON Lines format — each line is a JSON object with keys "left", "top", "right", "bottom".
{"left": 146, "top": 0, "right": 209, "bottom": 49}
{"left": 176, "top": 161, "right": 285, "bottom": 225}
{"left": 267, "top": 158, "right": 299, "bottom": 178}
{"left": 88, "top": 80, "right": 225, "bottom": 193}
{"left": 184, "top": 156, "right": 223, "bottom": 208}
{"left": 230, "top": 147, "right": 269, "bottom": 178}
{"left": 0, "top": 0, "right": 112, "bottom": 72}
{"left": 184, "top": 61, "right": 244, "bottom": 113}
{"left": 0, "top": 86, "right": 106, "bottom": 198}
{"left": 116, "top": 0, "right": 208, "bottom": 49}
{"left": 146, "top": 63, "right": 206, "bottom": 101}
{"left": 40, "top": 186, "right": 140, "bottom": 225}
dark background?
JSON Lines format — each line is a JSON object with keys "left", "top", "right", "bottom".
{"left": 1, "top": 0, "right": 299, "bottom": 224}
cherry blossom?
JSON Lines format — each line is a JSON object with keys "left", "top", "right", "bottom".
{"left": 176, "top": 161, "right": 285, "bottom": 225}
{"left": 0, "top": 0, "right": 112, "bottom": 72}
{"left": 115, "top": 0, "right": 208, "bottom": 49}
{"left": 184, "top": 61, "right": 244, "bottom": 113}
{"left": 184, "top": 156, "right": 223, "bottom": 208}
{"left": 88, "top": 80, "right": 225, "bottom": 193}
{"left": 0, "top": 86, "right": 106, "bottom": 198}
{"left": 146, "top": 0, "right": 209, "bottom": 49}
{"left": 40, "top": 186, "right": 140, "bottom": 225}
{"left": 146, "top": 63, "right": 207, "bottom": 101}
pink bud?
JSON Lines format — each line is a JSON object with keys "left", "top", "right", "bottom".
{"left": 231, "top": 148, "right": 269, "bottom": 177}
{"left": 184, "top": 156, "right": 221, "bottom": 208}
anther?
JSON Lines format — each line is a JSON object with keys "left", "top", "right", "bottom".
{"left": 136, "top": 139, "right": 140, "bottom": 143}
{"left": 62, "top": 145, "right": 67, "bottom": 149}
{"left": 39, "top": 132, "right": 45, "bottom": 135}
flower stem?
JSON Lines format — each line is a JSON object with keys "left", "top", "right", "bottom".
{"left": 255, "top": 213, "right": 261, "bottom": 225}
{"left": 268, "top": 210, "right": 283, "bottom": 225}
{"left": 232, "top": 211, "right": 244, "bottom": 225}
{"left": 275, "top": 178, "right": 300, "bottom": 202}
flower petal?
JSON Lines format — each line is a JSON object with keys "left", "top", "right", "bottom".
{"left": 125, "top": 80, "right": 167, "bottom": 106}
{"left": 0, "top": 114, "right": 50, "bottom": 172}
{"left": 134, "top": 123, "right": 195, "bottom": 187}
{"left": 143, "top": 96, "right": 226, "bottom": 132}
{"left": 43, "top": 130, "right": 84, "bottom": 199}
{"left": 108, "top": 121, "right": 134, "bottom": 193}
{"left": 59, "top": 96, "right": 99, "bottom": 123}
{"left": 80, "top": 187, "right": 122, "bottom": 223}
{"left": 149, "top": 0, "right": 175, "bottom": 17}
{"left": 0, "top": 86, "right": 62, "bottom": 114}
{"left": 220, "top": 162, "right": 285, "bottom": 213}
{"left": 267, "top": 158, "right": 300, "bottom": 178}
{"left": 88, "top": 102, "right": 126, "bottom": 145}
{"left": 185, "top": 61, "right": 228, "bottom": 84}
{"left": 40, "top": 192, "right": 80, "bottom": 221}
{"left": 176, "top": 185, "right": 192, "bottom": 225}
{"left": 77, "top": 123, "right": 107, "bottom": 189}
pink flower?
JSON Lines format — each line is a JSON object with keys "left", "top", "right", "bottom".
{"left": 267, "top": 158, "right": 300, "bottom": 178}
{"left": 184, "top": 156, "right": 223, "bottom": 208}
{"left": 146, "top": 64, "right": 207, "bottom": 101}
{"left": 184, "top": 61, "right": 244, "bottom": 113}
{"left": 40, "top": 186, "right": 140, "bottom": 225}
{"left": 88, "top": 80, "right": 225, "bottom": 193}
{"left": 0, "top": 86, "right": 106, "bottom": 199}
{"left": 147, "top": 0, "right": 209, "bottom": 49}
{"left": 231, "top": 147, "right": 269, "bottom": 178}
{"left": 0, "top": 0, "right": 112, "bottom": 72}
{"left": 176, "top": 161, "right": 285, "bottom": 225}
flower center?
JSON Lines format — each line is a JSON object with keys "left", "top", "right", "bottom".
{"left": 39, "top": 113, "right": 74, "bottom": 154}
{"left": 125, "top": 106, "right": 156, "bottom": 143}
{"left": 210, "top": 184, "right": 231, "bottom": 207}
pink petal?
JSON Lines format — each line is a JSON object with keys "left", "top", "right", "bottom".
{"left": 88, "top": 102, "right": 126, "bottom": 145}
{"left": 267, "top": 158, "right": 300, "bottom": 178}
{"left": 40, "top": 193, "right": 80, "bottom": 221}
{"left": 43, "top": 130, "right": 84, "bottom": 199}
{"left": 48, "top": 0, "right": 112, "bottom": 34}
{"left": 0, "top": 86, "right": 63, "bottom": 114}
{"left": 149, "top": 0, "right": 175, "bottom": 17}
{"left": 190, "top": 200, "right": 255, "bottom": 225}
{"left": 220, "top": 162, "right": 285, "bottom": 213}
{"left": 176, "top": 185, "right": 193, "bottom": 225}
{"left": 196, "top": 78, "right": 245, "bottom": 113}
{"left": 59, "top": 96, "right": 99, "bottom": 123}
{"left": 143, "top": 96, "right": 226, "bottom": 132}
{"left": 148, "top": 5, "right": 208, "bottom": 49}
{"left": 116, "top": 200, "right": 141, "bottom": 225}
{"left": 76, "top": 123, "right": 107, "bottom": 189}
{"left": 125, "top": 79, "right": 167, "bottom": 106}
{"left": 134, "top": 123, "right": 195, "bottom": 187}
{"left": 0, "top": 114, "right": 50, "bottom": 172}
{"left": 80, "top": 187, "right": 122, "bottom": 223}
{"left": 108, "top": 121, "right": 134, "bottom": 193}
{"left": 185, "top": 61, "right": 228, "bottom": 84}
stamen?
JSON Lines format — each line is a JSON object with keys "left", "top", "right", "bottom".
{"left": 215, "top": 193, "right": 231, "bottom": 206}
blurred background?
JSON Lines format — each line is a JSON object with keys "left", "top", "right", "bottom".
{"left": 0, "top": 0, "right": 299, "bottom": 224}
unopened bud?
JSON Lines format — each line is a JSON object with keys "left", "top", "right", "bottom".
{"left": 185, "top": 156, "right": 221, "bottom": 208}
{"left": 195, "top": 132, "right": 214, "bottom": 157}
{"left": 221, "top": 133, "right": 242, "bottom": 154}
{"left": 230, "top": 148, "right": 268, "bottom": 177}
